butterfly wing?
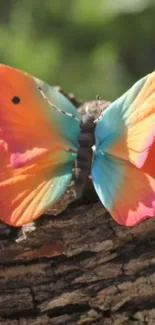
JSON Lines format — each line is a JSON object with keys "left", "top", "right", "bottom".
{"left": 35, "top": 78, "right": 80, "bottom": 148}
{"left": 0, "top": 64, "right": 80, "bottom": 168}
{"left": 92, "top": 153, "right": 155, "bottom": 226}
{"left": 0, "top": 142, "right": 75, "bottom": 226}
{"left": 92, "top": 72, "right": 155, "bottom": 226}
{"left": 95, "top": 72, "right": 155, "bottom": 169}
{"left": 0, "top": 65, "right": 79, "bottom": 226}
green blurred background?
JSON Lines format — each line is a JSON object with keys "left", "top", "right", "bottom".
{"left": 0, "top": 0, "right": 155, "bottom": 101}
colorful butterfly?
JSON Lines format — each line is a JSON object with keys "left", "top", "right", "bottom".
{"left": 0, "top": 64, "right": 154, "bottom": 227}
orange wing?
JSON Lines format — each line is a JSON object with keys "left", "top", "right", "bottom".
{"left": 0, "top": 140, "right": 74, "bottom": 226}
{"left": 0, "top": 65, "right": 79, "bottom": 226}
{"left": 0, "top": 65, "right": 69, "bottom": 168}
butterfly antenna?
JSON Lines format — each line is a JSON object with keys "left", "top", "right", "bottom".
{"left": 94, "top": 95, "right": 103, "bottom": 123}
{"left": 96, "top": 95, "right": 102, "bottom": 101}
{"left": 38, "top": 87, "right": 80, "bottom": 122}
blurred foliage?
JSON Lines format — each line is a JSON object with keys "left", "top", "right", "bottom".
{"left": 0, "top": 0, "right": 155, "bottom": 101}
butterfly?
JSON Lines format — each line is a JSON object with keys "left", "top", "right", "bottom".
{"left": 0, "top": 64, "right": 154, "bottom": 227}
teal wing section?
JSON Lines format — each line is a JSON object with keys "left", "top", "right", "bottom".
{"left": 92, "top": 152, "right": 124, "bottom": 213}
{"left": 35, "top": 78, "right": 80, "bottom": 148}
{"left": 92, "top": 150, "right": 155, "bottom": 226}
{"left": 95, "top": 75, "right": 147, "bottom": 151}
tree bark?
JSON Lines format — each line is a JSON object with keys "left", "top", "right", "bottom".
{"left": 1, "top": 190, "right": 155, "bottom": 325}
{"left": 0, "top": 98, "right": 155, "bottom": 325}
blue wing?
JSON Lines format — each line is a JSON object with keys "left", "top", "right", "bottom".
{"left": 92, "top": 151, "right": 155, "bottom": 226}
{"left": 92, "top": 72, "right": 155, "bottom": 226}
{"left": 95, "top": 74, "right": 148, "bottom": 156}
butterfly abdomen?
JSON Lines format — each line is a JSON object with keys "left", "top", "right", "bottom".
{"left": 74, "top": 115, "right": 95, "bottom": 198}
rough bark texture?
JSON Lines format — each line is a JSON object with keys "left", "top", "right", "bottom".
{"left": 0, "top": 97, "right": 155, "bottom": 325}
{"left": 1, "top": 188, "right": 155, "bottom": 325}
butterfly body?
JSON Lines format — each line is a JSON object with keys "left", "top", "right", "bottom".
{"left": 0, "top": 64, "right": 154, "bottom": 227}
{"left": 74, "top": 113, "right": 95, "bottom": 199}
{"left": 74, "top": 101, "right": 110, "bottom": 198}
